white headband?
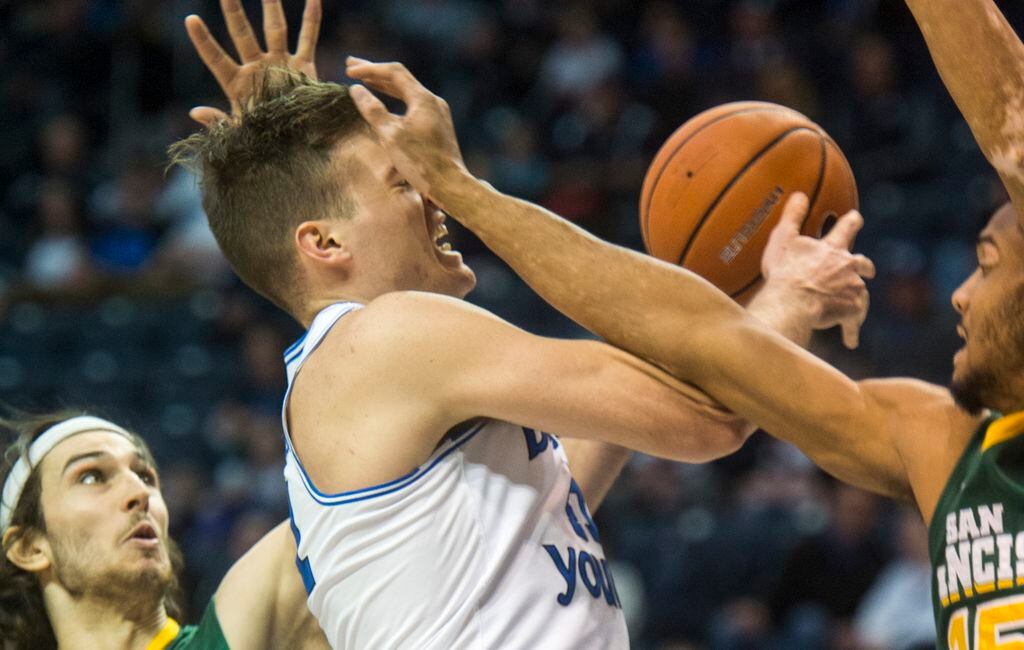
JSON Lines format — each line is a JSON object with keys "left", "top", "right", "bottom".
{"left": 1, "top": 416, "right": 133, "bottom": 531}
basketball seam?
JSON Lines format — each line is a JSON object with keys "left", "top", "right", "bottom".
{"left": 728, "top": 133, "right": 828, "bottom": 299}
{"left": 676, "top": 126, "right": 817, "bottom": 267}
{"left": 641, "top": 106, "right": 799, "bottom": 249}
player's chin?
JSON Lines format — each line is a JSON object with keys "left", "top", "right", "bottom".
{"left": 452, "top": 266, "right": 476, "bottom": 297}
{"left": 952, "top": 347, "right": 967, "bottom": 376}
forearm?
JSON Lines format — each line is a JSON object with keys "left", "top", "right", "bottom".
{"left": 745, "top": 283, "right": 814, "bottom": 347}
{"left": 905, "top": 0, "right": 1024, "bottom": 211}
{"left": 559, "top": 438, "right": 631, "bottom": 512}
{"left": 436, "top": 172, "right": 742, "bottom": 376}
{"left": 433, "top": 173, "right": 880, "bottom": 453}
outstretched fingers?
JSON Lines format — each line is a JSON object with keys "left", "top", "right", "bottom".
{"left": 295, "top": 0, "right": 322, "bottom": 62}
{"left": 776, "top": 192, "right": 809, "bottom": 238}
{"left": 840, "top": 288, "right": 869, "bottom": 350}
{"left": 185, "top": 15, "right": 239, "bottom": 93}
{"left": 350, "top": 85, "right": 396, "bottom": 133}
{"left": 823, "top": 209, "right": 865, "bottom": 251}
{"left": 262, "top": 0, "right": 288, "bottom": 54}
{"left": 346, "top": 58, "right": 428, "bottom": 106}
{"left": 220, "top": 0, "right": 263, "bottom": 62}
{"left": 852, "top": 253, "right": 876, "bottom": 280}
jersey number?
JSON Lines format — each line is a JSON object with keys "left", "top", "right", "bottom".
{"left": 949, "top": 595, "right": 1024, "bottom": 649}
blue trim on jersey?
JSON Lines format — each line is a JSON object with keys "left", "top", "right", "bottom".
{"left": 283, "top": 332, "right": 307, "bottom": 362}
{"left": 288, "top": 420, "right": 488, "bottom": 506}
{"left": 287, "top": 500, "right": 317, "bottom": 595}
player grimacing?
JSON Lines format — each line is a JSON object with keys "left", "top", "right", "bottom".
{"left": 170, "top": 0, "right": 876, "bottom": 647}
{"left": 338, "top": 2, "right": 1024, "bottom": 645}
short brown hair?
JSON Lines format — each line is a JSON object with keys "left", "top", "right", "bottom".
{"left": 168, "top": 68, "right": 367, "bottom": 313}
{"left": 0, "top": 410, "right": 184, "bottom": 649}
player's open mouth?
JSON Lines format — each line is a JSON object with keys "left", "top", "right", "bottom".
{"left": 432, "top": 222, "right": 452, "bottom": 252}
{"left": 427, "top": 210, "right": 464, "bottom": 267}
{"left": 126, "top": 522, "right": 160, "bottom": 547}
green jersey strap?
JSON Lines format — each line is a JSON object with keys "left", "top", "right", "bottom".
{"left": 167, "top": 598, "right": 230, "bottom": 650}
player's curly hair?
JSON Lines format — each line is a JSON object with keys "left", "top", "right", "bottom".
{"left": 168, "top": 67, "right": 368, "bottom": 316}
{"left": 0, "top": 409, "right": 185, "bottom": 650}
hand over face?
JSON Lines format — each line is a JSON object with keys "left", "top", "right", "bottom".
{"left": 761, "top": 193, "right": 876, "bottom": 349}
{"left": 185, "top": 0, "right": 322, "bottom": 126}
{"left": 345, "top": 58, "right": 468, "bottom": 205}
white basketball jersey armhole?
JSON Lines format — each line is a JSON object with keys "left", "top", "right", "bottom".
{"left": 280, "top": 301, "right": 363, "bottom": 480}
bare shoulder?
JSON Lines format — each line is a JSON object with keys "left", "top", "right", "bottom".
{"left": 287, "top": 292, "right": 497, "bottom": 492}
{"left": 306, "top": 291, "right": 495, "bottom": 370}
{"left": 863, "top": 376, "right": 980, "bottom": 439}
{"left": 862, "top": 377, "right": 985, "bottom": 522}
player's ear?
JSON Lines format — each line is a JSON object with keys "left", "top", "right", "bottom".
{"left": 3, "top": 526, "right": 52, "bottom": 573}
{"left": 295, "top": 221, "right": 353, "bottom": 270}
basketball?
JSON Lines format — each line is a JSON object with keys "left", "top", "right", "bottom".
{"left": 640, "top": 101, "right": 858, "bottom": 303}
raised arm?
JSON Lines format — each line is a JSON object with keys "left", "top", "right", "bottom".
{"left": 558, "top": 210, "right": 872, "bottom": 509}
{"left": 214, "top": 521, "right": 329, "bottom": 650}
{"left": 905, "top": 0, "right": 1024, "bottom": 223}
{"left": 184, "top": 0, "right": 322, "bottom": 125}
{"left": 344, "top": 59, "right": 984, "bottom": 522}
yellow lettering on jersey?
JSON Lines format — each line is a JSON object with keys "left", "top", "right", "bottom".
{"left": 983, "top": 412, "right": 1024, "bottom": 452}
{"left": 976, "top": 594, "right": 1024, "bottom": 648}
{"left": 949, "top": 607, "right": 968, "bottom": 650}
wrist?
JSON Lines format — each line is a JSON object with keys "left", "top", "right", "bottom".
{"left": 431, "top": 168, "right": 493, "bottom": 217}
{"left": 746, "top": 281, "right": 816, "bottom": 346}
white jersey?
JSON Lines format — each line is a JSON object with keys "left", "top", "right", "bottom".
{"left": 281, "top": 301, "right": 629, "bottom": 649}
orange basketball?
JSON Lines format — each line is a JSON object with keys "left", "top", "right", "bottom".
{"left": 640, "top": 101, "right": 858, "bottom": 303}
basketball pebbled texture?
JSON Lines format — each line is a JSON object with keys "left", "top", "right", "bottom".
{"left": 640, "top": 101, "right": 858, "bottom": 303}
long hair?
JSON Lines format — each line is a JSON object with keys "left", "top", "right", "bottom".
{"left": 0, "top": 410, "right": 185, "bottom": 649}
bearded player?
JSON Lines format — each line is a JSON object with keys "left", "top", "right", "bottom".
{"left": 340, "top": 3, "right": 1024, "bottom": 644}
{"left": 173, "top": 1, "right": 874, "bottom": 647}
{"left": 0, "top": 411, "right": 330, "bottom": 649}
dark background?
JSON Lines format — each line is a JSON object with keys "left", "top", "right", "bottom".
{"left": 2, "top": 0, "right": 1018, "bottom": 647}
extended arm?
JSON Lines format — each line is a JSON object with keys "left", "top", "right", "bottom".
{"left": 214, "top": 522, "right": 329, "bottom": 650}
{"left": 559, "top": 241, "right": 861, "bottom": 510}
{"left": 905, "top": 0, "right": 1024, "bottom": 222}
{"left": 343, "top": 60, "right": 983, "bottom": 521}
{"left": 185, "top": 0, "right": 321, "bottom": 125}
{"left": 421, "top": 179, "right": 977, "bottom": 513}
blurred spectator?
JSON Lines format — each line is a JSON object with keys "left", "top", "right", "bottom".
{"left": 768, "top": 483, "right": 889, "bottom": 645}
{"left": 852, "top": 507, "right": 935, "bottom": 650}
{"left": 21, "top": 178, "right": 94, "bottom": 290}
{"left": 538, "top": 5, "right": 624, "bottom": 104}
{"left": 88, "top": 158, "right": 164, "bottom": 273}
{"left": 827, "top": 33, "right": 943, "bottom": 188}
{"left": 630, "top": 2, "right": 699, "bottom": 130}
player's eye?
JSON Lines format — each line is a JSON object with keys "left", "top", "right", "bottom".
{"left": 136, "top": 467, "right": 158, "bottom": 486}
{"left": 78, "top": 469, "right": 105, "bottom": 485}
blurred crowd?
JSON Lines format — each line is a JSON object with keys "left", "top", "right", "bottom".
{"left": 2, "top": 0, "right": 1019, "bottom": 647}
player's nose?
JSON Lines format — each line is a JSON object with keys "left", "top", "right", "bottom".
{"left": 951, "top": 269, "right": 977, "bottom": 315}
{"left": 122, "top": 472, "right": 151, "bottom": 513}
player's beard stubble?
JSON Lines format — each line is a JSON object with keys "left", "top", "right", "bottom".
{"left": 47, "top": 525, "right": 176, "bottom": 616}
{"left": 950, "top": 283, "right": 1024, "bottom": 415}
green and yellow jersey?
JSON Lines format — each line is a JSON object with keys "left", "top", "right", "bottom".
{"left": 148, "top": 598, "right": 229, "bottom": 650}
{"left": 930, "top": 411, "right": 1024, "bottom": 649}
